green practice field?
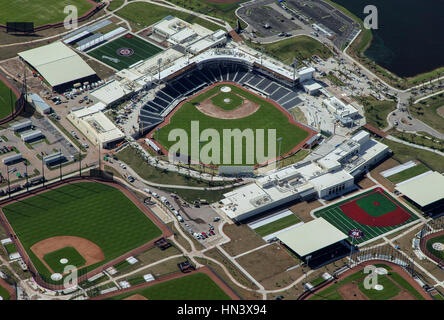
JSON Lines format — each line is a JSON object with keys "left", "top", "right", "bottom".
{"left": 2, "top": 182, "right": 162, "bottom": 284}
{"left": 253, "top": 215, "right": 301, "bottom": 237}
{"left": 211, "top": 92, "right": 243, "bottom": 110}
{"left": 314, "top": 189, "right": 419, "bottom": 244}
{"left": 0, "top": 79, "right": 16, "bottom": 119}
{"left": 156, "top": 84, "right": 310, "bottom": 166}
{"left": 110, "top": 272, "right": 231, "bottom": 300}
{"left": 426, "top": 235, "right": 444, "bottom": 261}
{"left": 43, "top": 247, "right": 86, "bottom": 274}
{"left": 87, "top": 34, "right": 163, "bottom": 70}
{"left": 386, "top": 163, "right": 430, "bottom": 184}
{"left": 0, "top": 0, "right": 95, "bottom": 26}
{"left": 310, "top": 264, "right": 425, "bottom": 300}
{"left": 355, "top": 192, "right": 396, "bottom": 217}
{"left": 0, "top": 284, "right": 11, "bottom": 300}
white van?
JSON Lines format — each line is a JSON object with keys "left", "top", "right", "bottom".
{"left": 177, "top": 215, "right": 184, "bottom": 223}
{"left": 152, "top": 192, "right": 159, "bottom": 199}
{"left": 144, "top": 188, "right": 151, "bottom": 194}
{"left": 173, "top": 210, "right": 179, "bottom": 216}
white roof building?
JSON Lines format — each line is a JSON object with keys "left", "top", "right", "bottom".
{"left": 90, "top": 80, "right": 136, "bottom": 106}
{"left": 396, "top": 171, "right": 444, "bottom": 207}
{"left": 277, "top": 217, "right": 348, "bottom": 257}
{"left": 18, "top": 41, "right": 96, "bottom": 88}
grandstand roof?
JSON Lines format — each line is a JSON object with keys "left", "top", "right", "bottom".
{"left": 277, "top": 218, "right": 348, "bottom": 257}
{"left": 396, "top": 171, "right": 444, "bottom": 207}
{"left": 18, "top": 41, "right": 96, "bottom": 87}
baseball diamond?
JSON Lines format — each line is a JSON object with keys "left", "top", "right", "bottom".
{"left": 314, "top": 187, "right": 419, "bottom": 243}
{"left": 1, "top": 181, "right": 164, "bottom": 285}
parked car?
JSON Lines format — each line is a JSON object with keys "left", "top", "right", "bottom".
{"left": 201, "top": 232, "right": 208, "bottom": 239}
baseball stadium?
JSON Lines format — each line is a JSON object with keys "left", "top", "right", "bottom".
{"left": 0, "top": 178, "right": 171, "bottom": 287}
{"left": 313, "top": 187, "right": 420, "bottom": 244}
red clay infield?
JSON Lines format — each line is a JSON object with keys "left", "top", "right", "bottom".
{"left": 147, "top": 81, "right": 317, "bottom": 168}
{"left": 339, "top": 187, "right": 412, "bottom": 227}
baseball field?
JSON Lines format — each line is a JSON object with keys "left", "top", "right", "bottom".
{"left": 309, "top": 263, "right": 426, "bottom": 300}
{"left": 110, "top": 272, "right": 231, "bottom": 300}
{"left": 1, "top": 182, "right": 163, "bottom": 284}
{"left": 87, "top": 34, "right": 163, "bottom": 70}
{"left": 425, "top": 234, "right": 444, "bottom": 261}
{"left": 314, "top": 187, "right": 419, "bottom": 244}
{"left": 0, "top": 0, "right": 95, "bottom": 26}
{"left": 155, "top": 83, "right": 313, "bottom": 166}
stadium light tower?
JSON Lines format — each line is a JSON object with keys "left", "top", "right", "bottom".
{"left": 293, "top": 57, "right": 298, "bottom": 82}
{"left": 6, "top": 165, "right": 10, "bottom": 198}
{"left": 260, "top": 46, "right": 265, "bottom": 66}
{"left": 305, "top": 255, "right": 311, "bottom": 284}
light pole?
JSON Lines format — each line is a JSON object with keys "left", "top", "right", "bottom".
{"left": 305, "top": 255, "right": 311, "bottom": 285}
{"left": 41, "top": 152, "right": 45, "bottom": 187}
{"left": 6, "top": 165, "right": 10, "bottom": 198}
{"left": 277, "top": 137, "right": 283, "bottom": 169}
{"left": 25, "top": 162, "right": 29, "bottom": 192}
{"left": 59, "top": 148, "right": 62, "bottom": 181}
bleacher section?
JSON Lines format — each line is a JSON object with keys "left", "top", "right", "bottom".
{"left": 138, "top": 60, "right": 303, "bottom": 132}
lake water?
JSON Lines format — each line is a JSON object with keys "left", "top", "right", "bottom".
{"left": 332, "top": 0, "right": 444, "bottom": 77}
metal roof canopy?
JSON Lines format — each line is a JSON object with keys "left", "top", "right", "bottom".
{"left": 396, "top": 171, "right": 444, "bottom": 207}
{"left": 18, "top": 41, "right": 96, "bottom": 87}
{"left": 277, "top": 217, "right": 348, "bottom": 257}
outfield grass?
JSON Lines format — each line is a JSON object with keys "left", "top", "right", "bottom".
{"left": 110, "top": 272, "right": 231, "bottom": 300}
{"left": 426, "top": 235, "right": 444, "bottom": 261}
{"left": 0, "top": 284, "right": 11, "bottom": 300}
{"left": 254, "top": 214, "right": 301, "bottom": 237}
{"left": 246, "top": 36, "right": 332, "bottom": 65}
{"left": 314, "top": 188, "right": 418, "bottom": 244}
{"left": 354, "top": 96, "right": 396, "bottom": 129}
{"left": 211, "top": 92, "right": 243, "bottom": 110}
{"left": 0, "top": 78, "right": 16, "bottom": 120}
{"left": 107, "top": 0, "right": 125, "bottom": 11}
{"left": 311, "top": 264, "right": 424, "bottom": 300}
{"left": 156, "top": 84, "right": 310, "bottom": 166}
{"left": 116, "top": 2, "right": 222, "bottom": 32}
{"left": 386, "top": 163, "right": 430, "bottom": 184}
{"left": 0, "top": 0, "right": 95, "bottom": 26}
{"left": 355, "top": 193, "right": 396, "bottom": 217}
{"left": 43, "top": 247, "right": 86, "bottom": 274}
{"left": 3, "top": 182, "right": 162, "bottom": 284}
{"left": 88, "top": 34, "right": 163, "bottom": 70}
{"left": 409, "top": 93, "right": 444, "bottom": 135}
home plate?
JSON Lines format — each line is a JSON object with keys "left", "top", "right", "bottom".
{"left": 374, "top": 284, "right": 384, "bottom": 291}
{"left": 376, "top": 268, "right": 388, "bottom": 275}
{"left": 60, "top": 258, "right": 68, "bottom": 264}
{"left": 221, "top": 86, "right": 231, "bottom": 93}
{"left": 51, "top": 273, "right": 63, "bottom": 281}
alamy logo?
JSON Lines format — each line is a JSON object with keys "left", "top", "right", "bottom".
{"left": 363, "top": 5, "right": 378, "bottom": 30}
{"left": 64, "top": 5, "right": 78, "bottom": 30}
{"left": 363, "top": 265, "right": 379, "bottom": 289}
{"left": 63, "top": 265, "right": 78, "bottom": 289}
{"left": 167, "top": 121, "right": 278, "bottom": 167}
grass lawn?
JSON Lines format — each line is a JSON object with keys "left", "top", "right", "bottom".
{"left": 156, "top": 84, "right": 310, "bottom": 166}
{"left": 3, "top": 242, "right": 17, "bottom": 255}
{"left": 386, "top": 163, "right": 430, "bottom": 184}
{"left": 355, "top": 96, "right": 396, "bottom": 129}
{"left": 110, "top": 272, "right": 231, "bottom": 300}
{"left": 211, "top": 92, "right": 243, "bottom": 110}
{"left": 107, "top": 0, "right": 125, "bottom": 11}
{"left": 381, "top": 138, "right": 444, "bottom": 173}
{"left": 43, "top": 246, "right": 86, "bottom": 273}
{"left": 314, "top": 188, "right": 418, "bottom": 244}
{"left": 311, "top": 264, "right": 424, "bottom": 300}
{"left": 426, "top": 235, "right": 444, "bottom": 261}
{"left": 246, "top": 36, "right": 332, "bottom": 65}
{"left": 0, "top": 0, "right": 95, "bottom": 26}
{"left": 0, "top": 284, "right": 11, "bottom": 300}
{"left": 254, "top": 214, "right": 301, "bottom": 237}
{"left": 116, "top": 147, "right": 231, "bottom": 188}
{"left": 409, "top": 93, "right": 444, "bottom": 134}
{"left": 324, "top": 72, "right": 346, "bottom": 87}
{"left": 116, "top": 2, "right": 222, "bottom": 32}
{"left": 87, "top": 34, "right": 163, "bottom": 70}
{"left": 0, "top": 78, "right": 16, "bottom": 120}
{"left": 2, "top": 182, "right": 162, "bottom": 284}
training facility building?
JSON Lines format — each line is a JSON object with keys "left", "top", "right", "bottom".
{"left": 277, "top": 217, "right": 351, "bottom": 268}
{"left": 219, "top": 131, "right": 390, "bottom": 222}
{"left": 396, "top": 171, "right": 444, "bottom": 217}
{"left": 28, "top": 93, "right": 52, "bottom": 114}
{"left": 322, "top": 96, "right": 358, "bottom": 126}
{"left": 68, "top": 103, "right": 125, "bottom": 148}
{"left": 18, "top": 41, "right": 97, "bottom": 91}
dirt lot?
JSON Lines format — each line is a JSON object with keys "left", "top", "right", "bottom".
{"left": 289, "top": 200, "right": 323, "bottom": 222}
{"left": 369, "top": 158, "right": 400, "bottom": 192}
{"left": 235, "top": 243, "right": 303, "bottom": 290}
{"left": 356, "top": 176, "right": 376, "bottom": 189}
{"left": 221, "top": 224, "right": 266, "bottom": 257}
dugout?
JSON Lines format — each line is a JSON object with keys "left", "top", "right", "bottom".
{"left": 277, "top": 218, "right": 354, "bottom": 269}
{"left": 396, "top": 171, "right": 444, "bottom": 218}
